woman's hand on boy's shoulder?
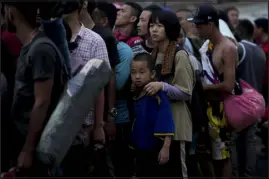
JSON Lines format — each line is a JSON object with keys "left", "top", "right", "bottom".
{"left": 144, "top": 82, "right": 163, "bottom": 96}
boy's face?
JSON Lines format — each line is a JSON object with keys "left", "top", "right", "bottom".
{"left": 131, "top": 61, "right": 154, "bottom": 87}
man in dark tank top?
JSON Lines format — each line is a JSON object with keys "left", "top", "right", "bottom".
{"left": 231, "top": 19, "right": 266, "bottom": 178}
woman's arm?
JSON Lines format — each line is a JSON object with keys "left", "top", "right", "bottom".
{"left": 162, "top": 82, "right": 191, "bottom": 100}
{"left": 162, "top": 50, "right": 194, "bottom": 101}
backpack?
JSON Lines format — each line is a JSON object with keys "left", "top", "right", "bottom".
{"left": 172, "top": 46, "right": 209, "bottom": 134}
{"left": 27, "top": 37, "right": 70, "bottom": 90}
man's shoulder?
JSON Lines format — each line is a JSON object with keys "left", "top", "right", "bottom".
{"left": 220, "top": 38, "right": 237, "bottom": 54}
{"left": 28, "top": 35, "right": 58, "bottom": 56}
{"left": 117, "top": 41, "right": 132, "bottom": 52}
{"left": 127, "top": 36, "right": 143, "bottom": 47}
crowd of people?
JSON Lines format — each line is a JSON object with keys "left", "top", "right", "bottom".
{"left": 1, "top": 1, "right": 268, "bottom": 178}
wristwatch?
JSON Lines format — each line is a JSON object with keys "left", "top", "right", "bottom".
{"left": 108, "top": 108, "right": 117, "bottom": 118}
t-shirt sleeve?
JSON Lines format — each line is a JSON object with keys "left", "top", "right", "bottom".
{"left": 115, "top": 43, "right": 133, "bottom": 90}
{"left": 30, "top": 43, "right": 56, "bottom": 81}
{"left": 173, "top": 50, "right": 195, "bottom": 95}
{"left": 154, "top": 92, "right": 174, "bottom": 136}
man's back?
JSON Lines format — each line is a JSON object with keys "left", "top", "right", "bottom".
{"left": 237, "top": 40, "right": 266, "bottom": 93}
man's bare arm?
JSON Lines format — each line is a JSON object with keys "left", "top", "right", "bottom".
{"left": 204, "top": 44, "right": 237, "bottom": 93}
{"left": 23, "top": 79, "right": 53, "bottom": 152}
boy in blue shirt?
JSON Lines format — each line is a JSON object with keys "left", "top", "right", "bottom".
{"left": 130, "top": 53, "right": 174, "bottom": 177}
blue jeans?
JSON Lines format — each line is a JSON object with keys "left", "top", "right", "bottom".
{"left": 230, "top": 123, "right": 258, "bottom": 177}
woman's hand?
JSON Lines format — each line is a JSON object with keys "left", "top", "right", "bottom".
{"left": 144, "top": 82, "right": 163, "bottom": 96}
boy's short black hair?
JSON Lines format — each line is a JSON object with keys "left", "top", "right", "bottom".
{"left": 254, "top": 18, "right": 268, "bottom": 34}
{"left": 133, "top": 52, "right": 154, "bottom": 71}
{"left": 238, "top": 19, "right": 254, "bottom": 39}
{"left": 149, "top": 10, "right": 181, "bottom": 41}
{"left": 96, "top": 2, "right": 117, "bottom": 28}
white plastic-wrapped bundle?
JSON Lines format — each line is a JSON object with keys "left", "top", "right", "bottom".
{"left": 36, "top": 59, "right": 111, "bottom": 166}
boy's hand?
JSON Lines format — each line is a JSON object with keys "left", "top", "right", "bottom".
{"left": 158, "top": 146, "right": 169, "bottom": 165}
{"left": 144, "top": 82, "right": 163, "bottom": 96}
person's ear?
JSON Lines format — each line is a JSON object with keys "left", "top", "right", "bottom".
{"left": 130, "top": 15, "right": 137, "bottom": 23}
{"left": 151, "top": 70, "right": 156, "bottom": 79}
{"left": 102, "top": 17, "right": 108, "bottom": 27}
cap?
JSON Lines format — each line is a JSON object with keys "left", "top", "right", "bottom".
{"left": 187, "top": 4, "right": 219, "bottom": 24}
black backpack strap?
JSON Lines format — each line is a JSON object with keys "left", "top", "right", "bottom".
{"left": 27, "top": 37, "right": 70, "bottom": 81}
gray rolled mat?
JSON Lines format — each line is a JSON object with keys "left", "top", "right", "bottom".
{"left": 36, "top": 59, "right": 111, "bottom": 166}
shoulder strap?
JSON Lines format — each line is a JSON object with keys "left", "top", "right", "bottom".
{"left": 238, "top": 42, "right": 246, "bottom": 66}
{"left": 27, "top": 37, "right": 70, "bottom": 80}
{"left": 175, "top": 45, "right": 188, "bottom": 55}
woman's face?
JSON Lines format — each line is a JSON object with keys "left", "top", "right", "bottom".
{"left": 149, "top": 19, "right": 166, "bottom": 42}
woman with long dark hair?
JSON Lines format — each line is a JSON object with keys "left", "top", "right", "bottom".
{"left": 143, "top": 10, "right": 195, "bottom": 178}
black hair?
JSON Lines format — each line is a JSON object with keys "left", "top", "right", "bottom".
{"left": 237, "top": 19, "right": 254, "bottom": 39}
{"left": 63, "top": 0, "right": 83, "bottom": 14}
{"left": 5, "top": 2, "right": 39, "bottom": 29}
{"left": 95, "top": 2, "right": 117, "bottom": 28}
{"left": 224, "top": 6, "right": 239, "bottom": 14}
{"left": 87, "top": 0, "right": 96, "bottom": 15}
{"left": 133, "top": 52, "right": 154, "bottom": 71}
{"left": 219, "top": 9, "right": 234, "bottom": 31}
{"left": 254, "top": 18, "right": 268, "bottom": 34}
{"left": 123, "top": 2, "right": 142, "bottom": 37}
{"left": 149, "top": 10, "right": 181, "bottom": 41}
{"left": 124, "top": 2, "right": 142, "bottom": 26}
{"left": 144, "top": 4, "right": 162, "bottom": 14}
